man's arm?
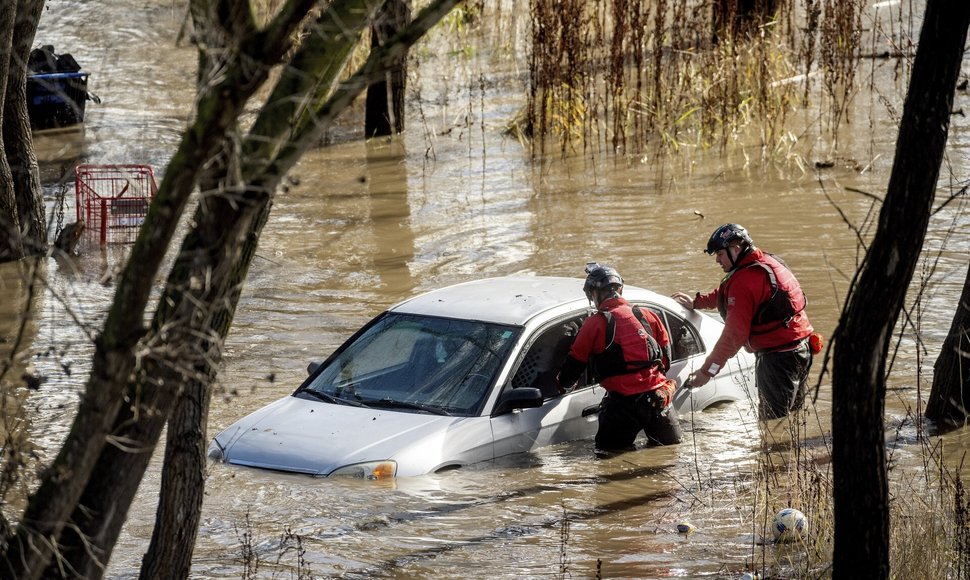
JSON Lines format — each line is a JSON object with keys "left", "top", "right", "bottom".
{"left": 672, "top": 288, "right": 718, "bottom": 310}
{"left": 688, "top": 271, "right": 765, "bottom": 386}
{"left": 557, "top": 355, "right": 587, "bottom": 390}
{"left": 556, "top": 315, "right": 602, "bottom": 390}
{"left": 692, "top": 288, "right": 719, "bottom": 310}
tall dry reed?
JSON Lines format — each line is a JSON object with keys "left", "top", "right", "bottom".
{"left": 526, "top": 0, "right": 883, "bottom": 161}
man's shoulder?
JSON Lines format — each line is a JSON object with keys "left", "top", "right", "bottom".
{"left": 726, "top": 265, "right": 771, "bottom": 295}
{"left": 631, "top": 304, "right": 660, "bottom": 321}
{"left": 582, "top": 310, "right": 609, "bottom": 328}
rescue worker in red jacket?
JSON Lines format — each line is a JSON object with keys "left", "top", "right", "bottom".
{"left": 558, "top": 263, "right": 682, "bottom": 454}
{"left": 672, "top": 223, "right": 814, "bottom": 419}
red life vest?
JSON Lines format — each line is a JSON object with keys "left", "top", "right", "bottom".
{"left": 718, "top": 253, "right": 807, "bottom": 335}
{"left": 591, "top": 305, "right": 665, "bottom": 381}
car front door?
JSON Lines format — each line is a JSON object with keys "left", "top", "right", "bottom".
{"left": 489, "top": 314, "right": 604, "bottom": 458}
{"left": 490, "top": 387, "right": 603, "bottom": 458}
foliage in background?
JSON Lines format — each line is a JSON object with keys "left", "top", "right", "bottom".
{"left": 523, "top": 0, "right": 916, "bottom": 162}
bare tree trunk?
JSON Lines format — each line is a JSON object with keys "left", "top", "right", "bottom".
{"left": 3, "top": 0, "right": 47, "bottom": 256}
{"left": 139, "top": 190, "right": 263, "bottom": 579}
{"left": 0, "top": 2, "right": 312, "bottom": 576}
{"left": 830, "top": 1, "right": 970, "bottom": 578}
{"left": 365, "top": 0, "right": 410, "bottom": 137}
{"left": 0, "top": 156, "right": 21, "bottom": 261}
{"left": 140, "top": 3, "right": 382, "bottom": 574}
{"left": 0, "top": 1, "right": 25, "bottom": 263}
{"left": 18, "top": 8, "right": 316, "bottom": 580}
{"left": 141, "top": 0, "right": 458, "bottom": 572}
{"left": 140, "top": 376, "right": 211, "bottom": 579}
{"left": 142, "top": 0, "right": 464, "bottom": 571}
{"left": 33, "top": 1, "right": 461, "bottom": 577}
{"left": 712, "top": 0, "right": 778, "bottom": 43}
{"left": 926, "top": 260, "right": 970, "bottom": 429}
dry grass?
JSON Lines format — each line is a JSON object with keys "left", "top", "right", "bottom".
{"left": 525, "top": 0, "right": 888, "bottom": 162}
{"left": 725, "top": 409, "right": 970, "bottom": 578}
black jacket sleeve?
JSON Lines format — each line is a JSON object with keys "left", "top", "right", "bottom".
{"left": 557, "top": 354, "right": 586, "bottom": 389}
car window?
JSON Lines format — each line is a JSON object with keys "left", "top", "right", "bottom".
{"left": 303, "top": 313, "right": 521, "bottom": 416}
{"left": 645, "top": 306, "right": 703, "bottom": 362}
{"left": 508, "top": 314, "right": 589, "bottom": 398}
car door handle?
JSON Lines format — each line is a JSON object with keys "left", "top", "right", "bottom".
{"left": 582, "top": 405, "right": 600, "bottom": 417}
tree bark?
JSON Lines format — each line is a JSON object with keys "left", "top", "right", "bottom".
{"left": 142, "top": 1, "right": 465, "bottom": 573}
{"left": 22, "top": 3, "right": 315, "bottom": 579}
{"left": 0, "top": 0, "right": 316, "bottom": 575}
{"left": 0, "top": 1, "right": 25, "bottom": 262}
{"left": 365, "top": 0, "right": 410, "bottom": 137}
{"left": 3, "top": 0, "right": 47, "bottom": 256}
{"left": 830, "top": 1, "right": 970, "bottom": 578}
{"left": 139, "top": 187, "right": 263, "bottom": 580}
{"left": 926, "top": 260, "right": 970, "bottom": 429}
{"left": 712, "top": 0, "right": 778, "bottom": 43}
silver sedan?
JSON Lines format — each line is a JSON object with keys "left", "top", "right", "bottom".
{"left": 207, "top": 276, "right": 755, "bottom": 478}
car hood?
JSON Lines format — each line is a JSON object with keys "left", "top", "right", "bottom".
{"left": 211, "top": 396, "right": 479, "bottom": 476}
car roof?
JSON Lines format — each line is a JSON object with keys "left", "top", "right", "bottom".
{"left": 390, "top": 275, "right": 671, "bottom": 326}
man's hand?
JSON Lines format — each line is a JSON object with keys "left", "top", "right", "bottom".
{"left": 555, "top": 373, "right": 576, "bottom": 395}
{"left": 644, "top": 379, "right": 676, "bottom": 410}
{"left": 671, "top": 292, "right": 695, "bottom": 310}
{"left": 645, "top": 390, "right": 666, "bottom": 410}
{"left": 686, "top": 370, "right": 712, "bottom": 389}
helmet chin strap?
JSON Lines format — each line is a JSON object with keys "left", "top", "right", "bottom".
{"left": 728, "top": 243, "right": 752, "bottom": 271}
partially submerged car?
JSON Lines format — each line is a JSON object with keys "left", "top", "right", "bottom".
{"left": 208, "top": 276, "right": 755, "bottom": 478}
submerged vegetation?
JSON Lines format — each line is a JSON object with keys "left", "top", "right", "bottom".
{"left": 708, "top": 406, "right": 970, "bottom": 578}
{"left": 521, "top": 0, "right": 915, "bottom": 163}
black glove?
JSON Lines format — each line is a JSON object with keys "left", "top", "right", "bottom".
{"left": 643, "top": 390, "right": 667, "bottom": 411}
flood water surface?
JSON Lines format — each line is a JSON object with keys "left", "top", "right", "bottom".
{"left": 4, "top": 0, "right": 969, "bottom": 578}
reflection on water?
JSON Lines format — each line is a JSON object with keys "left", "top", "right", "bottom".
{"left": 7, "top": 0, "right": 968, "bottom": 577}
{"left": 32, "top": 126, "right": 86, "bottom": 164}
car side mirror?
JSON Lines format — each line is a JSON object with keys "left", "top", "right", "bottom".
{"left": 307, "top": 361, "right": 321, "bottom": 375}
{"left": 492, "top": 387, "right": 543, "bottom": 416}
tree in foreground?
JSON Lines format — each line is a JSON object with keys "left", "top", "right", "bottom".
{"left": 0, "top": 0, "right": 460, "bottom": 578}
{"left": 0, "top": 0, "right": 47, "bottom": 262}
{"left": 830, "top": 0, "right": 970, "bottom": 577}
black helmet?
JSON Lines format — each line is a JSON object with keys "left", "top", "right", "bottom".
{"left": 705, "top": 223, "right": 753, "bottom": 255}
{"left": 583, "top": 262, "right": 623, "bottom": 300}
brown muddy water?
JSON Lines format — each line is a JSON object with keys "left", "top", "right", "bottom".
{"left": 3, "top": 1, "right": 970, "bottom": 578}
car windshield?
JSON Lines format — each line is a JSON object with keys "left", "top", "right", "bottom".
{"left": 300, "top": 312, "right": 521, "bottom": 416}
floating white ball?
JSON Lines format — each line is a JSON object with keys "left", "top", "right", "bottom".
{"left": 772, "top": 508, "right": 807, "bottom": 543}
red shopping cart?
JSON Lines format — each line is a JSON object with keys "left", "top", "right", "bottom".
{"left": 75, "top": 164, "right": 157, "bottom": 245}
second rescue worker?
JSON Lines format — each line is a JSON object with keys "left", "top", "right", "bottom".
{"left": 672, "top": 223, "right": 816, "bottom": 419}
{"left": 558, "top": 263, "right": 682, "bottom": 454}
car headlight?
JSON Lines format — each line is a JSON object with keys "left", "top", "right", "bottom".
{"left": 328, "top": 460, "right": 397, "bottom": 480}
